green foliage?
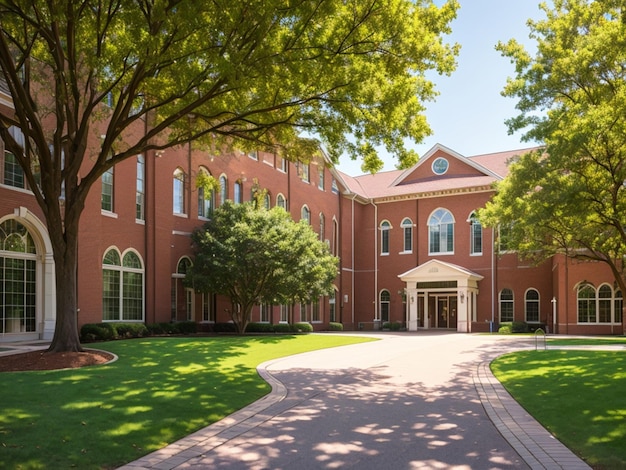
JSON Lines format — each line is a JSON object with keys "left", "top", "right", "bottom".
{"left": 328, "top": 322, "right": 344, "bottom": 331}
{"left": 292, "top": 322, "right": 313, "bottom": 333}
{"left": 188, "top": 202, "right": 338, "bottom": 334}
{"left": 80, "top": 323, "right": 117, "bottom": 342}
{"left": 245, "top": 322, "right": 276, "bottom": 333}
{"left": 498, "top": 325, "right": 512, "bottom": 335}
{"left": 114, "top": 323, "right": 149, "bottom": 338}
{"left": 482, "top": 1, "right": 626, "bottom": 292}
{"left": 0, "top": 336, "right": 376, "bottom": 469}
{"left": 498, "top": 322, "right": 529, "bottom": 334}
{"left": 272, "top": 323, "right": 295, "bottom": 333}
{"left": 492, "top": 350, "right": 626, "bottom": 468}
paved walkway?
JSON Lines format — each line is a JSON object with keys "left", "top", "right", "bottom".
{"left": 114, "top": 333, "right": 605, "bottom": 469}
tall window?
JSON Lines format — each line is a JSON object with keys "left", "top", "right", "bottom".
{"left": 219, "top": 175, "right": 228, "bottom": 204}
{"left": 380, "top": 290, "right": 391, "bottom": 322}
{"left": 300, "top": 163, "right": 310, "bottom": 182}
{"left": 428, "top": 209, "right": 454, "bottom": 254}
{"left": 380, "top": 221, "right": 390, "bottom": 255}
{"left": 598, "top": 285, "right": 612, "bottom": 323}
{"left": 499, "top": 288, "right": 514, "bottom": 322}
{"left": 2, "top": 126, "right": 27, "bottom": 189}
{"left": 525, "top": 289, "right": 539, "bottom": 322}
{"left": 260, "top": 304, "right": 270, "bottom": 322}
{"left": 318, "top": 169, "right": 325, "bottom": 190}
{"left": 301, "top": 205, "right": 311, "bottom": 224}
{"left": 202, "top": 293, "right": 214, "bottom": 322}
{"left": 101, "top": 166, "right": 114, "bottom": 212}
{"left": 277, "top": 193, "right": 286, "bottom": 209}
{"left": 469, "top": 212, "right": 482, "bottom": 255}
{"left": 329, "top": 290, "right": 336, "bottom": 322}
{"left": 319, "top": 213, "right": 325, "bottom": 241}
{"left": 234, "top": 180, "right": 243, "bottom": 203}
{"left": 197, "top": 168, "right": 213, "bottom": 218}
{"left": 332, "top": 219, "right": 339, "bottom": 256}
{"left": 401, "top": 218, "right": 413, "bottom": 253}
{"left": 280, "top": 305, "right": 289, "bottom": 322}
{"left": 311, "top": 299, "right": 320, "bottom": 322}
{"left": 577, "top": 284, "right": 596, "bottom": 323}
{"left": 616, "top": 290, "right": 623, "bottom": 323}
{"left": 102, "top": 249, "right": 144, "bottom": 321}
{"left": 0, "top": 220, "right": 37, "bottom": 333}
{"left": 173, "top": 168, "right": 185, "bottom": 214}
{"left": 136, "top": 155, "right": 145, "bottom": 220}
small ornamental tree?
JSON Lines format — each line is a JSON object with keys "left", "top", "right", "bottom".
{"left": 186, "top": 201, "right": 338, "bottom": 334}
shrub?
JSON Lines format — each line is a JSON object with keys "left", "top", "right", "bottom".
{"left": 382, "top": 322, "right": 391, "bottom": 330}
{"left": 511, "top": 321, "right": 529, "bottom": 333}
{"left": 176, "top": 321, "right": 198, "bottom": 335}
{"left": 245, "top": 322, "right": 275, "bottom": 333}
{"left": 115, "top": 323, "right": 149, "bottom": 338}
{"left": 328, "top": 322, "right": 343, "bottom": 331}
{"left": 391, "top": 322, "right": 402, "bottom": 331}
{"left": 293, "top": 322, "right": 313, "bottom": 333}
{"left": 272, "top": 323, "right": 294, "bottom": 333}
{"left": 80, "top": 323, "right": 117, "bottom": 342}
{"left": 214, "top": 322, "right": 237, "bottom": 333}
{"left": 498, "top": 325, "right": 512, "bottom": 334}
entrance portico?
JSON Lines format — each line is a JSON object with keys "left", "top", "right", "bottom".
{"left": 399, "top": 259, "right": 483, "bottom": 332}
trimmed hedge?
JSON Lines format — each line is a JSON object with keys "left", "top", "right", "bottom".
{"left": 328, "top": 322, "right": 343, "bottom": 331}
{"left": 81, "top": 321, "right": 197, "bottom": 342}
{"left": 498, "top": 321, "right": 531, "bottom": 334}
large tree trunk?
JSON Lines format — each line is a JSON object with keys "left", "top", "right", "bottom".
{"left": 47, "top": 211, "right": 83, "bottom": 353}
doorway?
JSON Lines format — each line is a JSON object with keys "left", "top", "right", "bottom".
{"left": 427, "top": 294, "right": 458, "bottom": 329}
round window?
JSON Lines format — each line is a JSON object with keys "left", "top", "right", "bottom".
{"left": 432, "top": 157, "right": 449, "bottom": 175}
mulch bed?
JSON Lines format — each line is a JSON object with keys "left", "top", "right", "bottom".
{"left": 0, "top": 349, "right": 114, "bottom": 372}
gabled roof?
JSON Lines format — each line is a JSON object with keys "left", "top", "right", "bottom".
{"left": 336, "top": 144, "right": 541, "bottom": 202}
{"left": 398, "top": 259, "right": 484, "bottom": 283}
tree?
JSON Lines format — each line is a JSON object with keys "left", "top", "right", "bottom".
{"left": 480, "top": 0, "right": 626, "bottom": 313}
{"left": 186, "top": 201, "right": 338, "bottom": 334}
{"left": 0, "top": 0, "right": 459, "bottom": 351}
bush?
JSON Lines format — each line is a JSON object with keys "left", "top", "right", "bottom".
{"left": 511, "top": 321, "right": 529, "bottom": 333}
{"left": 80, "top": 323, "right": 117, "bottom": 342}
{"left": 176, "top": 321, "right": 198, "bottom": 335}
{"left": 498, "top": 325, "right": 512, "bottom": 334}
{"left": 328, "top": 322, "right": 343, "bottom": 331}
{"left": 272, "top": 323, "right": 294, "bottom": 333}
{"left": 245, "top": 322, "right": 275, "bottom": 333}
{"left": 213, "top": 322, "right": 237, "bottom": 333}
{"left": 115, "top": 323, "right": 149, "bottom": 338}
{"left": 292, "top": 322, "right": 313, "bottom": 333}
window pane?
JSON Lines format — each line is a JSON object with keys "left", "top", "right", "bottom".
{"left": 102, "top": 269, "right": 120, "bottom": 321}
{"left": 101, "top": 167, "right": 113, "bottom": 211}
{"left": 3, "top": 152, "right": 25, "bottom": 188}
{"left": 122, "top": 271, "right": 143, "bottom": 320}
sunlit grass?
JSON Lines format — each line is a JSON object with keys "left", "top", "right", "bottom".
{"left": 0, "top": 334, "right": 374, "bottom": 469}
{"left": 492, "top": 350, "right": 626, "bottom": 469}
{"left": 547, "top": 336, "right": 626, "bottom": 346}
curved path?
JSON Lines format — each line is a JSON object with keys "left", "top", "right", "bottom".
{"left": 121, "top": 332, "right": 592, "bottom": 469}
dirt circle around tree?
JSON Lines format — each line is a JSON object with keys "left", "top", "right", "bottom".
{"left": 0, "top": 349, "right": 116, "bottom": 372}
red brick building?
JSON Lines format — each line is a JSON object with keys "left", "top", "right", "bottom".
{"left": 1, "top": 83, "right": 624, "bottom": 342}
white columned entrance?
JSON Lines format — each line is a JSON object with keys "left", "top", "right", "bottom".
{"left": 399, "top": 259, "right": 483, "bottom": 332}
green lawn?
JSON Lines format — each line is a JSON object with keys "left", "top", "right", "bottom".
{"left": 0, "top": 335, "right": 375, "bottom": 470}
{"left": 547, "top": 337, "right": 626, "bottom": 346}
{"left": 492, "top": 350, "right": 626, "bottom": 469}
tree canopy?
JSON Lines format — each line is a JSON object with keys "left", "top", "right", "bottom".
{"left": 0, "top": 0, "right": 459, "bottom": 351}
{"left": 480, "top": 0, "right": 626, "bottom": 293}
{"left": 187, "top": 201, "right": 338, "bottom": 334}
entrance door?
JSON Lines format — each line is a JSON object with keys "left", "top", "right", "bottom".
{"left": 427, "top": 294, "right": 458, "bottom": 329}
{"left": 437, "top": 297, "right": 449, "bottom": 328}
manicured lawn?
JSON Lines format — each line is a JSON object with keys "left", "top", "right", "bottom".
{"left": 0, "top": 335, "right": 375, "bottom": 469}
{"left": 492, "top": 350, "right": 626, "bottom": 469}
{"left": 547, "top": 337, "right": 626, "bottom": 346}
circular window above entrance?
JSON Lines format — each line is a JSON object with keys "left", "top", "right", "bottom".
{"left": 432, "top": 157, "right": 449, "bottom": 175}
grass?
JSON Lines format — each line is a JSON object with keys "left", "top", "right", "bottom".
{"left": 547, "top": 337, "right": 626, "bottom": 346}
{"left": 491, "top": 350, "right": 626, "bottom": 469}
{"left": 0, "top": 334, "right": 375, "bottom": 470}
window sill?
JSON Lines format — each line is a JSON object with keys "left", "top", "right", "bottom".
{"left": 101, "top": 210, "right": 118, "bottom": 219}
{"left": 173, "top": 212, "right": 188, "bottom": 219}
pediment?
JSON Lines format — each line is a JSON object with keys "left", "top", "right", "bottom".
{"left": 398, "top": 259, "right": 484, "bottom": 284}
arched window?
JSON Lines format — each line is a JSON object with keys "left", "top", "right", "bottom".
{"left": 301, "top": 205, "right": 311, "bottom": 224}
{"left": 319, "top": 213, "right": 325, "bottom": 241}
{"left": 102, "top": 249, "right": 145, "bottom": 321}
{"left": 172, "top": 257, "right": 193, "bottom": 321}
{"left": 219, "top": 175, "right": 228, "bottom": 205}
{"left": 380, "top": 290, "right": 391, "bottom": 322}
{"left": 264, "top": 193, "right": 271, "bottom": 210}
{"left": 469, "top": 212, "right": 482, "bottom": 255}
{"left": 525, "top": 289, "right": 539, "bottom": 322}
{"left": 0, "top": 220, "right": 37, "bottom": 333}
{"left": 277, "top": 193, "right": 286, "bottom": 209}
{"left": 197, "top": 167, "right": 213, "bottom": 218}
{"left": 401, "top": 218, "right": 413, "bottom": 253}
{"left": 173, "top": 168, "right": 185, "bottom": 214}
{"left": 380, "top": 221, "right": 391, "bottom": 255}
{"left": 577, "top": 284, "right": 596, "bottom": 323}
{"left": 428, "top": 209, "right": 454, "bottom": 254}
{"left": 234, "top": 180, "right": 243, "bottom": 203}
{"left": 499, "top": 288, "right": 514, "bottom": 322}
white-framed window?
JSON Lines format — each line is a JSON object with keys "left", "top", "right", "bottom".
{"left": 1, "top": 126, "right": 28, "bottom": 190}
{"left": 329, "top": 290, "right": 336, "bottom": 322}
{"left": 577, "top": 283, "right": 622, "bottom": 324}
{"left": 469, "top": 211, "right": 482, "bottom": 255}
{"left": 525, "top": 289, "right": 540, "bottom": 322}
{"left": 173, "top": 168, "right": 185, "bottom": 214}
{"left": 277, "top": 156, "right": 288, "bottom": 173}
{"left": 318, "top": 169, "right": 325, "bottom": 190}
{"left": 219, "top": 175, "right": 228, "bottom": 205}
{"left": 301, "top": 205, "right": 311, "bottom": 224}
{"left": 197, "top": 167, "right": 213, "bottom": 218}
{"left": 311, "top": 299, "right": 320, "bottom": 322}
{"left": 428, "top": 208, "right": 454, "bottom": 254}
{"left": 260, "top": 304, "right": 270, "bottom": 322}
{"left": 248, "top": 150, "right": 258, "bottom": 160}
{"left": 277, "top": 193, "right": 286, "bottom": 209}
{"left": 331, "top": 177, "right": 339, "bottom": 194}
{"left": 280, "top": 304, "right": 289, "bottom": 322}
{"left": 101, "top": 166, "right": 114, "bottom": 212}
{"left": 401, "top": 218, "right": 413, "bottom": 253}
{"left": 234, "top": 180, "right": 243, "bottom": 203}
{"left": 171, "top": 257, "right": 192, "bottom": 320}
{"left": 102, "top": 248, "right": 145, "bottom": 321}
{"left": 319, "top": 213, "right": 325, "bottom": 241}
{"left": 380, "top": 290, "right": 391, "bottom": 322}
{"left": 136, "top": 155, "right": 145, "bottom": 221}
{"left": 380, "top": 221, "right": 391, "bottom": 255}
{"left": 0, "top": 219, "right": 37, "bottom": 333}
{"left": 499, "top": 288, "right": 514, "bottom": 322}
{"left": 202, "top": 292, "right": 214, "bottom": 322}
{"left": 301, "top": 163, "right": 310, "bottom": 183}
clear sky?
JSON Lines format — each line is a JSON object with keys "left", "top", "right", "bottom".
{"left": 336, "top": 0, "right": 546, "bottom": 176}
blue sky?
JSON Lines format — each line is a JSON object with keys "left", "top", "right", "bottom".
{"left": 336, "top": 0, "right": 546, "bottom": 175}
